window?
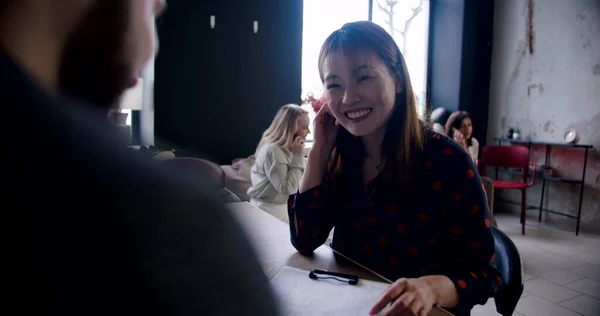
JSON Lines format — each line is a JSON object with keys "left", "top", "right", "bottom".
{"left": 301, "top": 0, "right": 370, "bottom": 141}
{"left": 123, "top": 109, "right": 132, "bottom": 126}
{"left": 301, "top": 0, "right": 430, "bottom": 142}
{"left": 372, "top": 0, "right": 430, "bottom": 117}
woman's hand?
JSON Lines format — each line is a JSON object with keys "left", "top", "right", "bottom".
{"left": 312, "top": 103, "right": 339, "bottom": 155}
{"left": 453, "top": 129, "right": 467, "bottom": 149}
{"left": 369, "top": 278, "right": 437, "bottom": 316}
{"left": 289, "top": 136, "right": 305, "bottom": 154}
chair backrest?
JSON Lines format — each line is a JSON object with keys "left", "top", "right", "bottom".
{"left": 481, "top": 146, "right": 529, "bottom": 169}
{"left": 430, "top": 107, "right": 451, "bottom": 127}
{"left": 480, "top": 145, "right": 530, "bottom": 182}
{"left": 491, "top": 226, "right": 524, "bottom": 316}
{"left": 160, "top": 157, "right": 226, "bottom": 190}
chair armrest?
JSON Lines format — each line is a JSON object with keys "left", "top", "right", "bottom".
{"left": 527, "top": 162, "right": 537, "bottom": 187}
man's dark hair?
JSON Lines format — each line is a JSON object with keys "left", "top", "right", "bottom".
{"left": 59, "top": 1, "right": 133, "bottom": 109}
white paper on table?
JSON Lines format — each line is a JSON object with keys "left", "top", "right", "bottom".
{"left": 269, "top": 266, "right": 392, "bottom": 316}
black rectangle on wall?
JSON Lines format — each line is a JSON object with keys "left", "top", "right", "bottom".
{"left": 155, "top": 0, "right": 303, "bottom": 164}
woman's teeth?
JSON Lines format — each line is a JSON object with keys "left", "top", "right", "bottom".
{"left": 345, "top": 108, "right": 372, "bottom": 119}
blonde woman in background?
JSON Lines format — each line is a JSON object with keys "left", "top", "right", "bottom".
{"left": 248, "top": 104, "right": 310, "bottom": 222}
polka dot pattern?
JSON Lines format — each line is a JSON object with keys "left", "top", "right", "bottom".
{"left": 453, "top": 193, "right": 463, "bottom": 201}
{"left": 287, "top": 131, "right": 500, "bottom": 312}
{"left": 387, "top": 205, "right": 396, "bottom": 213}
{"left": 425, "top": 160, "right": 433, "bottom": 168}
{"left": 397, "top": 223, "right": 406, "bottom": 233}
{"left": 466, "top": 169, "right": 475, "bottom": 179}
{"left": 313, "top": 189, "right": 320, "bottom": 198}
{"left": 379, "top": 236, "right": 387, "bottom": 245}
{"left": 408, "top": 245, "right": 418, "bottom": 256}
{"left": 429, "top": 236, "right": 437, "bottom": 246}
{"left": 451, "top": 226, "right": 462, "bottom": 235}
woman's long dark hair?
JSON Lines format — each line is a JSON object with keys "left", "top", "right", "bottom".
{"left": 445, "top": 111, "right": 473, "bottom": 147}
{"left": 318, "top": 21, "right": 426, "bottom": 193}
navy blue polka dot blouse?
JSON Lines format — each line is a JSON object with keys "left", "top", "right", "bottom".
{"left": 288, "top": 132, "right": 501, "bottom": 315}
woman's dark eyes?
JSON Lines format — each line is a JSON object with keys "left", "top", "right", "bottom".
{"left": 358, "top": 75, "right": 371, "bottom": 82}
{"left": 327, "top": 76, "right": 371, "bottom": 89}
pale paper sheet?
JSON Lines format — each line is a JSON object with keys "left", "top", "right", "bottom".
{"left": 269, "top": 266, "right": 394, "bottom": 316}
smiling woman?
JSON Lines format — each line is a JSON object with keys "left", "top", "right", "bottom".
{"left": 301, "top": 0, "right": 429, "bottom": 143}
{"left": 288, "top": 21, "right": 500, "bottom": 316}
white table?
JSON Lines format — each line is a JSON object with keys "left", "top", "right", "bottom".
{"left": 227, "top": 202, "right": 452, "bottom": 316}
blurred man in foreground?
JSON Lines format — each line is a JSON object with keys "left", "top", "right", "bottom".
{"left": 0, "top": 1, "right": 278, "bottom": 314}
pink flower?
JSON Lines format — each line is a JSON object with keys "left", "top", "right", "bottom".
{"left": 311, "top": 95, "right": 327, "bottom": 113}
{"left": 302, "top": 93, "right": 327, "bottom": 113}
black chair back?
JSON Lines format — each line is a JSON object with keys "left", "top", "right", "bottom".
{"left": 491, "top": 226, "right": 524, "bottom": 316}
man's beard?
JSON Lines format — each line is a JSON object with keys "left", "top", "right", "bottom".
{"left": 59, "top": 1, "right": 134, "bottom": 110}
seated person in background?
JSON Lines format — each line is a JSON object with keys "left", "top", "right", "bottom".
{"left": 248, "top": 104, "right": 310, "bottom": 222}
{"left": 289, "top": 21, "right": 499, "bottom": 316}
{"left": 430, "top": 107, "right": 451, "bottom": 135}
{"left": 445, "top": 111, "right": 479, "bottom": 163}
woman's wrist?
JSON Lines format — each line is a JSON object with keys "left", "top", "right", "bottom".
{"left": 308, "top": 146, "right": 331, "bottom": 165}
{"left": 420, "top": 275, "right": 458, "bottom": 308}
{"left": 299, "top": 149, "right": 330, "bottom": 193}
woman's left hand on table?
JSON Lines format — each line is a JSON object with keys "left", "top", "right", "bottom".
{"left": 369, "top": 278, "right": 437, "bottom": 316}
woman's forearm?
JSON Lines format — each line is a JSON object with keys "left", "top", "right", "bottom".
{"left": 421, "top": 275, "right": 459, "bottom": 308}
{"left": 299, "top": 148, "right": 329, "bottom": 193}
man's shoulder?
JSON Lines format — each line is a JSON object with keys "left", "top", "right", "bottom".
{"left": 4, "top": 89, "right": 209, "bottom": 209}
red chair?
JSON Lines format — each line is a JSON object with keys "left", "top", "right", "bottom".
{"left": 479, "top": 146, "right": 536, "bottom": 235}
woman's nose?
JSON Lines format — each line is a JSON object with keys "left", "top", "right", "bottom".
{"left": 342, "top": 86, "right": 360, "bottom": 105}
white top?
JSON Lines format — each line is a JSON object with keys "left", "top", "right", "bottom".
{"left": 468, "top": 137, "right": 480, "bottom": 163}
{"left": 432, "top": 123, "right": 445, "bottom": 135}
{"left": 248, "top": 143, "right": 305, "bottom": 206}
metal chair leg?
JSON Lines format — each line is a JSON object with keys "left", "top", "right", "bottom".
{"left": 521, "top": 189, "right": 526, "bottom": 235}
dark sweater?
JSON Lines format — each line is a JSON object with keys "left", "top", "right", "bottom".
{"left": 1, "top": 49, "right": 278, "bottom": 315}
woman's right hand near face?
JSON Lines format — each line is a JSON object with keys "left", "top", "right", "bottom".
{"left": 289, "top": 136, "right": 306, "bottom": 154}
{"left": 453, "top": 129, "right": 467, "bottom": 148}
{"left": 299, "top": 103, "right": 338, "bottom": 193}
{"left": 312, "top": 103, "right": 339, "bottom": 155}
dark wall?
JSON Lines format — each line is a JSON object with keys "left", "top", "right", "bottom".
{"left": 459, "top": 0, "right": 495, "bottom": 148}
{"left": 427, "top": 0, "right": 495, "bottom": 147}
{"left": 427, "top": 0, "right": 465, "bottom": 114}
{"left": 154, "top": 0, "right": 303, "bottom": 164}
